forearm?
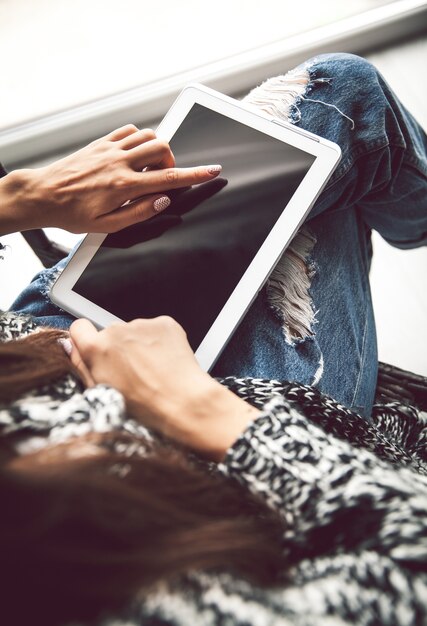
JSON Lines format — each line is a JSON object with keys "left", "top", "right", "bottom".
{"left": 126, "top": 376, "right": 261, "bottom": 463}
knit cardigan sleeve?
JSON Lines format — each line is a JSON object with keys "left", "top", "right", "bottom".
{"left": 219, "top": 397, "right": 427, "bottom": 567}
{"left": 0, "top": 384, "right": 128, "bottom": 453}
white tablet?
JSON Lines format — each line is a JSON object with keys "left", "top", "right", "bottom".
{"left": 50, "top": 83, "right": 341, "bottom": 371}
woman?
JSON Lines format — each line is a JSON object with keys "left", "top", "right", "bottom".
{"left": 0, "top": 53, "right": 426, "bottom": 626}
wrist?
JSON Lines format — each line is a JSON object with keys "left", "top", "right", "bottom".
{"left": 0, "top": 168, "right": 45, "bottom": 234}
{"left": 166, "top": 379, "right": 261, "bottom": 462}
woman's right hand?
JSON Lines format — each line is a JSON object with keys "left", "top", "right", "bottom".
{"left": 69, "top": 317, "right": 260, "bottom": 461}
{"left": 0, "top": 125, "right": 222, "bottom": 235}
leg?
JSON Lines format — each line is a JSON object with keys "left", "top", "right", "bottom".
{"left": 10, "top": 253, "right": 75, "bottom": 329}
{"left": 213, "top": 209, "right": 378, "bottom": 417}
{"left": 213, "top": 53, "right": 427, "bottom": 417}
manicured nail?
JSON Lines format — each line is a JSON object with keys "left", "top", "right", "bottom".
{"left": 58, "top": 337, "right": 73, "bottom": 356}
{"left": 153, "top": 195, "right": 171, "bottom": 213}
{"left": 207, "top": 164, "right": 222, "bottom": 176}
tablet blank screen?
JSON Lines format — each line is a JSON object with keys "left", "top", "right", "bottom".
{"left": 73, "top": 104, "right": 316, "bottom": 349}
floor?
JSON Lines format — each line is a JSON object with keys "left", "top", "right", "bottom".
{"left": 0, "top": 35, "right": 426, "bottom": 376}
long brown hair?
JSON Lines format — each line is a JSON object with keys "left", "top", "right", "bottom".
{"left": 0, "top": 330, "right": 286, "bottom": 626}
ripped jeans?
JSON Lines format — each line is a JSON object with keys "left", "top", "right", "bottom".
{"left": 10, "top": 53, "right": 427, "bottom": 417}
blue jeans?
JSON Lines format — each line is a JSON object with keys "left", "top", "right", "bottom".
{"left": 11, "top": 54, "right": 427, "bottom": 417}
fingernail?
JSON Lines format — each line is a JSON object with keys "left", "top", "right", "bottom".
{"left": 58, "top": 337, "right": 73, "bottom": 356}
{"left": 207, "top": 164, "right": 222, "bottom": 176}
{"left": 153, "top": 195, "right": 171, "bottom": 213}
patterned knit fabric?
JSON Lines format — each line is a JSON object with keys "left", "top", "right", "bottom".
{"left": 1, "top": 312, "right": 426, "bottom": 626}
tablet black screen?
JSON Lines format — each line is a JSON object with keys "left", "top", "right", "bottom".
{"left": 73, "top": 104, "right": 316, "bottom": 349}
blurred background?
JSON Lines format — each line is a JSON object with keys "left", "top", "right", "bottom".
{"left": 0, "top": 0, "right": 426, "bottom": 374}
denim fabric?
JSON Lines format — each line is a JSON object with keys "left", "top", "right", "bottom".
{"left": 10, "top": 54, "right": 427, "bottom": 417}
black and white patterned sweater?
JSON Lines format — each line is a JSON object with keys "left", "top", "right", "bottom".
{"left": 1, "top": 312, "right": 427, "bottom": 626}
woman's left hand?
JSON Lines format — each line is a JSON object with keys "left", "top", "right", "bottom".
{"left": 68, "top": 317, "right": 260, "bottom": 461}
{"left": 0, "top": 125, "right": 221, "bottom": 235}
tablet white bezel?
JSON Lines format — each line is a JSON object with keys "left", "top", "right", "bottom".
{"left": 51, "top": 83, "right": 341, "bottom": 371}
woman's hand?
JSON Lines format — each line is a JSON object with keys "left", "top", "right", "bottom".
{"left": 0, "top": 125, "right": 221, "bottom": 235}
{"left": 69, "top": 317, "right": 260, "bottom": 461}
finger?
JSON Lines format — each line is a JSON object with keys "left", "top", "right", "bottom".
{"left": 125, "top": 138, "right": 175, "bottom": 170}
{"left": 107, "top": 124, "right": 141, "bottom": 142}
{"left": 119, "top": 128, "right": 158, "bottom": 150}
{"left": 58, "top": 330, "right": 96, "bottom": 387}
{"left": 97, "top": 194, "right": 172, "bottom": 232}
{"left": 70, "top": 319, "right": 100, "bottom": 363}
{"left": 129, "top": 164, "right": 222, "bottom": 195}
{"left": 70, "top": 342, "right": 96, "bottom": 388}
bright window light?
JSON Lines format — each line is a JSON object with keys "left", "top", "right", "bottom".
{"left": 0, "top": 0, "right": 398, "bottom": 130}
